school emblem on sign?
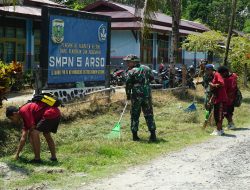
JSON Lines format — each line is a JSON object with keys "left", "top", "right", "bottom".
{"left": 51, "top": 19, "right": 64, "bottom": 44}
{"left": 98, "top": 24, "right": 107, "bottom": 42}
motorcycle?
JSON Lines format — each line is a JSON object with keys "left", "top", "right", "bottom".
{"left": 110, "top": 69, "right": 126, "bottom": 86}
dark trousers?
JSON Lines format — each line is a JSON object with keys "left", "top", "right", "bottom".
{"left": 225, "top": 104, "right": 235, "bottom": 123}
{"left": 214, "top": 103, "right": 224, "bottom": 131}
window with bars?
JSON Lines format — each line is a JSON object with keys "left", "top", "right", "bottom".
{"left": 0, "top": 27, "right": 26, "bottom": 63}
{"left": 158, "top": 35, "right": 169, "bottom": 64}
{"left": 141, "top": 36, "right": 153, "bottom": 65}
{"left": 34, "top": 30, "right": 41, "bottom": 63}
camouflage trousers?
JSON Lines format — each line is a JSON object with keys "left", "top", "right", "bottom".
{"left": 130, "top": 96, "right": 156, "bottom": 132}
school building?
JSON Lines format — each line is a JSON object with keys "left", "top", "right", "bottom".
{"left": 83, "top": 1, "right": 210, "bottom": 70}
{"left": 0, "top": 0, "right": 209, "bottom": 72}
{"left": 0, "top": 0, "right": 64, "bottom": 70}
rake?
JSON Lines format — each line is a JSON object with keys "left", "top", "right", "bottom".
{"left": 106, "top": 101, "right": 128, "bottom": 139}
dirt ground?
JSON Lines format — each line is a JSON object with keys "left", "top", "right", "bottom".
{"left": 80, "top": 127, "right": 250, "bottom": 190}
{"left": 5, "top": 89, "right": 33, "bottom": 105}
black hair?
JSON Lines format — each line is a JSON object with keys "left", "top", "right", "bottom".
{"left": 6, "top": 106, "right": 19, "bottom": 117}
{"left": 217, "top": 66, "right": 229, "bottom": 74}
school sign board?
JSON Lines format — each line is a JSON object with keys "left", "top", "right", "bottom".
{"left": 41, "top": 6, "right": 111, "bottom": 86}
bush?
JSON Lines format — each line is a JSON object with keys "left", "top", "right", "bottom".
{"left": 0, "top": 61, "right": 25, "bottom": 106}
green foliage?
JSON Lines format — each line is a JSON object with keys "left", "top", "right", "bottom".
{"left": 243, "top": 19, "right": 250, "bottom": 33}
{"left": 23, "top": 70, "right": 34, "bottom": 88}
{"left": 182, "top": 0, "right": 249, "bottom": 33}
{"left": 229, "top": 36, "right": 250, "bottom": 75}
{"left": 182, "top": 30, "right": 250, "bottom": 77}
{"left": 53, "top": 0, "right": 249, "bottom": 33}
{"left": 0, "top": 60, "right": 12, "bottom": 90}
{"left": 0, "top": 61, "right": 33, "bottom": 96}
{"left": 0, "top": 60, "right": 24, "bottom": 98}
{"left": 182, "top": 30, "right": 225, "bottom": 57}
{"left": 141, "top": 0, "right": 158, "bottom": 38}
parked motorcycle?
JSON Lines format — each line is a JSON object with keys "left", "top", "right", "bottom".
{"left": 110, "top": 69, "right": 126, "bottom": 86}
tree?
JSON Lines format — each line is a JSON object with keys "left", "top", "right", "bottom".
{"left": 182, "top": 30, "right": 250, "bottom": 85}
{"left": 224, "top": 0, "right": 237, "bottom": 66}
{"left": 229, "top": 36, "right": 250, "bottom": 86}
{"left": 182, "top": 30, "right": 226, "bottom": 62}
{"left": 56, "top": 0, "right": 249, "bottom": 33}
{"left": 134, "top": 0, "right": 182, "bottom": 87}
{"left": 169, "top": 0, "right": 182, "bottom": 87}
{"left": 182, "top": 0, "right": 249, "bottom": 33}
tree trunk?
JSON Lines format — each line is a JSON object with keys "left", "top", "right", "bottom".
{"left": 243, "top": 63, "right": 248, "bottom": 87}
{"left": 207, "top": 51, "right": 214, "bottom": 63}
{"left": 169, "top": 0, "right": 181, "bottom": 87}
{"left": 224, "top": 0, "right": 237, "bottom": 66}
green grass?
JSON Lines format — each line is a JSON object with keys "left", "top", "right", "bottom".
{"left": 1, "top": 87, "right": 250, "bottom": 189}
{"left": 0, "top": 179, "right": 4, "bottom": 190}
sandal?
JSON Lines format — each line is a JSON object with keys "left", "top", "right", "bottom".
{"left": 50, "top": 157, "right": 58, "bottom": 162}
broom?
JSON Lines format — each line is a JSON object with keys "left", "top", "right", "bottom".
{"left": 202, "top": 95, "right": 214, "bottom": 129}
{"left": 106, "top": 101, "right": 128, "bottom": 139}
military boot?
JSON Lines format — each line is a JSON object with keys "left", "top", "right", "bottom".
{"left": 149, "top": 130, "right": 157, "bottom": 142}
{"left": 132, "top": 131, "right": 140, "bottom": 141}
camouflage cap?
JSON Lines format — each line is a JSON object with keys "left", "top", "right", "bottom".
{"left": 123, "top": 54, "right": 140, "bottom": 62}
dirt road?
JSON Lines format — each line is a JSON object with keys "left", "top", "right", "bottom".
{"left": 81, "top": 128, "right": 250, "bottom": 190}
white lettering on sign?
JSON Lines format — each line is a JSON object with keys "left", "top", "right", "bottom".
{"left": 85, "top": 57, "right": 105, "bottom": 67}
{"left": 49, "top": 56, "right": 105, "bottom": 68}
{"left": 49, "top": 56, "right": 75, "bottom": 67}
{"left": 77, "top": 57, "right": 82, "bottom": 67}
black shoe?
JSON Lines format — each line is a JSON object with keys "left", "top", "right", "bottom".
{"left": 29, "top": 159, "right": 42, "bottom": 164}
{"left": 132, "top": 132, "right": 140, "bottom": 141}
{"left": 50, "top": 157, "right": 58, "bottom": 162}
{"left": 149, "top": 130, "right": 157, "bottom": 142}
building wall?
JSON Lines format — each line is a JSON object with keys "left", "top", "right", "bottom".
{"left": 183, "top": 51, "right": 206, "bottom": 68}
{"left": 110, "top": 30, "right": 140, "bottom": 70}
{"left": 110, "top": 30, "right": 208, "bottom": 71}
{"left": 0, "top": 15, "right": 207, "bottom": 72}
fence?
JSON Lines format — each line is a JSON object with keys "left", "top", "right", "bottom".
{"left": 63, "top": 85, "right": 188, "bottom": 107}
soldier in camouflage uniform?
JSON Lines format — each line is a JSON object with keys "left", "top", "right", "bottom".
{"left": 124, "top": 54, "right": 157, "bottom": 142}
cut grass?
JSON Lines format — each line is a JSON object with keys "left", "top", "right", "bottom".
{"left": 1, "top": 86, "right": 250, "bottom": 189}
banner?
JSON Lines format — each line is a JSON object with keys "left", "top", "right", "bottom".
{"left": 47, "top": 15, "right": 108, "bottom": 84}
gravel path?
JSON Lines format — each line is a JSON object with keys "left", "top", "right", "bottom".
{"left": 5, "top": 90, "right": 33, "bottom": 105}
{"left": 81, "top": 128, "right": 250, "bottom": 190}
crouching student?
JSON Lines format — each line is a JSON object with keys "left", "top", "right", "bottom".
{"left": 6, "top": 102, "right": 61, "bottom": 163}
